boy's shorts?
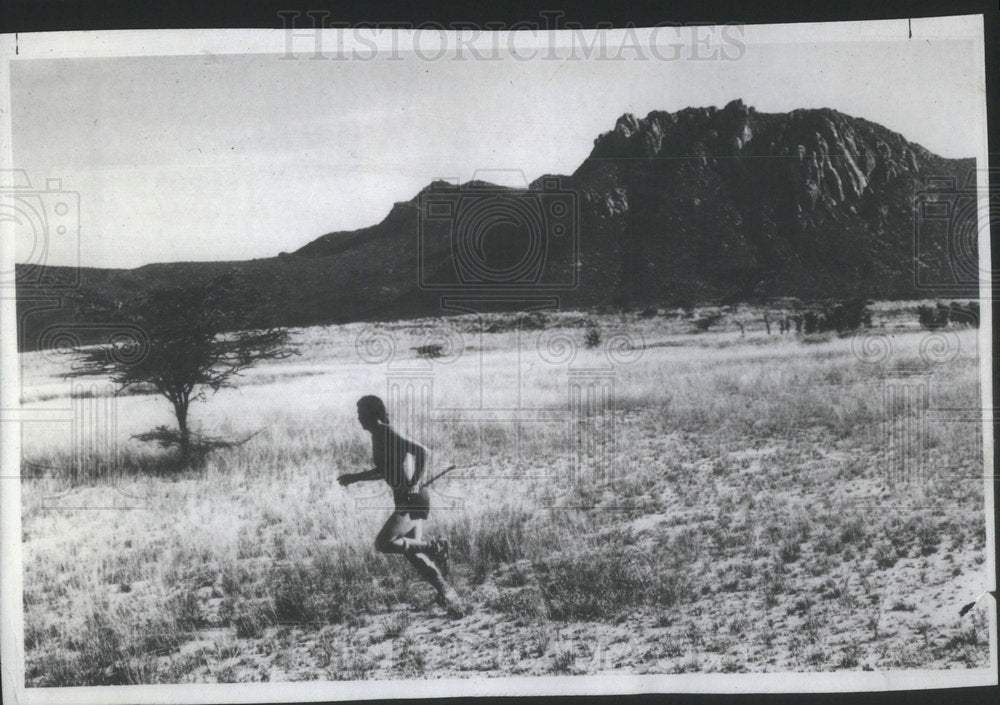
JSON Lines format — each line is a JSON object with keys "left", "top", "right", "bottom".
{"left": 394, "top": 487, "right": 431, "bottom": 520}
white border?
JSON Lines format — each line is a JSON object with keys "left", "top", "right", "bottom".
{"left": 0, "top": 15, "right": 988, "bottom": 60}
{"left": 0, "top": 15, "right": 995, "bottom": 705}
{"left": 0, "top": 29, "right": 26, "bottom": 705}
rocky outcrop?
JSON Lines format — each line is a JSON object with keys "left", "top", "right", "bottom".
{"left": 579, "top": 99, "right": 955, "bottom": 214}
{"left": 564, "top": 100, "right": 972, "bottom": 303}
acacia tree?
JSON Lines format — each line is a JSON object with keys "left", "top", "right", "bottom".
{"left": 70, "top": 271, "right": 297, "bottom": 462}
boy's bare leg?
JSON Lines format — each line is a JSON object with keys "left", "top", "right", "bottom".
{"left": 404, "top": 551, "right": 464, "bottom": 617}
{"left": 404, "top": 520, "right": 449, "bottom": 577}
{"left": 379, "top": 518, "right": 462, "bottom": 616}
{"left": 374, "top": 512, "right": 418, "bottom": 554}
{"left": 375, "top": 513, "right": 448, "bottom": 575}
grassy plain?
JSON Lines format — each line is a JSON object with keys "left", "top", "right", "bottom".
{"left": 18, "top": 304, "right": 993, "bottom": 684}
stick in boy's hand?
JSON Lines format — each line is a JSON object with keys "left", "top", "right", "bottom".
{"left": 420, "top": 464, "right": 457, "bottom": 489}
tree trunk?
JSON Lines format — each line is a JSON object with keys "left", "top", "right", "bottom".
{"left": 174, "top": 399, "right": 190, "bottom": 463}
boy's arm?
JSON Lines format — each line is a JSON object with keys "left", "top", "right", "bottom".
{"left": 410, "top": 442, "right": 428, "bottom": 488}
{"left": 337, "top": 469, "right": 382, "bottom": 486}
{"left": 388, "top": 429, "right": 429, "bottom": 488}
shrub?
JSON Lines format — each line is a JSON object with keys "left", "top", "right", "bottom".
{"left": 873, "top": 539, "right": 897, "bottom": 569}
{"left": 779, "top": 539, "right": 801, "bottom": 563}
{"left": 837, "top": 644, "right": 862, "bottom": 669}
{"left": 963, "top": 301, "right": 980, "bottom": 327}
{"left": 448, "top": 505, "right": 537, "bottom": 584}
{"left": 814, "top": 529, "right": 843, "bottom": 556}
{"left": 839, "top": 516, "right": 867, "bottom": 548}
{"left": 917, "top": 305, "right": 938, "bottom": 329}
{"left": 915, "top": 521, "right": 940, "bottom": 557}
{"left": 801, "top": 299, "right": 870, "bottom": 334}
{"left": 803, "top": 311, "right": 819, "bottom": 334}
{"left": 486, "top": 586, "right": 548, "bottom": 622}
{"left": 916, "top": 302, "right": 978, "bottom": 330}
{"left": 693, "top": 313, "right": 722, "bottom": 332}
{"left": 551, "top": 645, "right": 577, "bottom": 673}
{"left": 537, "top": 541, "right": 692, "bottom": 620}
{"left": 519, "top": 312, "right": 548, "bottom": 330}
{"left": 234, "top": 603, "right": 274, "bottom": 639}
{"left": 414, "top": 344, "right": 443, "bottom": 358}
{"left": 835, "top": 298, "right": 869, "bottom": 331}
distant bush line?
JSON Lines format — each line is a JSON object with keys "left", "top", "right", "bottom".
{"left": 916, "top": 302, "right": 980, "bottom": 330}
{"left": 799, "top": 298, "right": 872, "bottom": 334}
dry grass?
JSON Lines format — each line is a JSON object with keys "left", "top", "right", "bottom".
{"left": 19, "top": 304, "right": 991, "bottom": 684}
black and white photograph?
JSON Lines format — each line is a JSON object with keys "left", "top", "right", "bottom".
{"left": 0, "top": 12, "right": 995, "bottom": 702}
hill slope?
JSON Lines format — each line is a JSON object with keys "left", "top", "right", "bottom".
{"left": 16, "top": 100, "right": 975, "bottom": 350}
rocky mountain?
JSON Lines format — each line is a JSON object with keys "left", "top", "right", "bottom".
{"left": 569, "top": 100, "right": 974, "bottom": 305}
{"left": 16, "top": 100, "right": 976, "bottom": 351}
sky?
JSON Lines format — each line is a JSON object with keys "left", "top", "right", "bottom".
{"left": 9, "top": 28, "right": 985, "bottom": 269}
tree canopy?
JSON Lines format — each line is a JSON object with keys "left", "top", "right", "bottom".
{"left": 69, "top": 271, "right": 298, "bottom": 460}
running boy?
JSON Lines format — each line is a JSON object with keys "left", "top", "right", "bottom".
{"left": 338, "top": 395, "right": 463, "bottom": 616}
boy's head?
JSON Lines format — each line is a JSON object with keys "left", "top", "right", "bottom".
{"left": 357, "top": 395, "right": 388, "bottom": 431}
